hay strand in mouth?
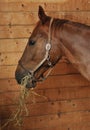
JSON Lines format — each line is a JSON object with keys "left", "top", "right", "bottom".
{"left": 1, "top": 75, "right": 48, "bottom": 129}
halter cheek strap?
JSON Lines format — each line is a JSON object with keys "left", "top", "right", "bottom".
{"left": 19, "top": 18, "right": 54, "bottom": 83}
{"left": 32, "top": 17, "right": 53, "bottom": 72}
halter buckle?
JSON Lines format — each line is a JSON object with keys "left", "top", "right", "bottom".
{"left": 46, "top": 43, "right": 51, "bottom": 51}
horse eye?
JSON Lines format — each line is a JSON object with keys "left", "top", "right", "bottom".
{"left": 29, "top": 40, "right": 35, "bottom": 46}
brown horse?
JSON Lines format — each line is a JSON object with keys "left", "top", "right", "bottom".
{"left": 15, "top": 6, "right": 90, "bottom": 88}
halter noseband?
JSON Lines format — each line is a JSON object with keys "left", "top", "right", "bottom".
{"left": 19, "top": 18, "right": 53, "bottom": 84}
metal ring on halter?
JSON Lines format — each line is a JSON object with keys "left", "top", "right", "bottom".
{"left": 46, "top": 43, "right": 51, "bottom": 51}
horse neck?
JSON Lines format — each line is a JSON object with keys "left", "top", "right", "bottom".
{"left": 52, "top": 19, "right": 90, "bottom": 81}
{"left": 52, "top": 19, "right": 78, "bottom": 62}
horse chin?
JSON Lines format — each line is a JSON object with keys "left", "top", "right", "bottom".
{"left": 26, "top": 81, "right": 37, "bottom": 89}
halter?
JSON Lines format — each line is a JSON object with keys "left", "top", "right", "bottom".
{"left": 19, "top": 18, "right": 53, "bottom": 86}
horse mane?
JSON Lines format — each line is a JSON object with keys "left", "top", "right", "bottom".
{"left": 53, "top": 18, "right": 90, "bottom": 30}
{"left": 68, "top": 21, "right": 90, "bottom": 29}
{"left": 53, "top": 18, "right": 68, "bottom": 29}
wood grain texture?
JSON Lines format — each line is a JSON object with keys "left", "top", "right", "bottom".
{"left": 1, "top": 98, "right": 90, "bottom": 118}
{"left": 0, "top": 39, "right": 27, "bottom": 52}
{"left": 2, "top": 111, "right": 89, "bottom": 130}
{"left": 0, "top": 12, "right": 90, "bottom": 26}
{"left": 1, "top": 85, "right": 90, "bottom": 103}
{"left": 0, "top": 1, "right": 90, "bottom": 12}
{"left": 1, "top": 111, "right": 90, "bottom": 130}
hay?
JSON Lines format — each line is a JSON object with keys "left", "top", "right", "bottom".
{"left": 1, "top": 75, "right": 47, "bottom": 129}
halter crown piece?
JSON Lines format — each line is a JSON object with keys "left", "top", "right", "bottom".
{"left": 19, "top": 18, "right": 54, "bottom": 86}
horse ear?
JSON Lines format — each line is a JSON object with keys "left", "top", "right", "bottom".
{"left": 38, "top": 6, "right": 48, "bottom": 24}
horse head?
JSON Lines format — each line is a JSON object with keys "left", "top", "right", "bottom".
{"left": 15, "top": 6, "right": 62, "bottom": 88}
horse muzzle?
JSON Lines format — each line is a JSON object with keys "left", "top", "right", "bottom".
{"left": 26, "top": 80, "right": 36, "bottom": 88}
{"left": 15, "top": 71, "right": 37, "bottom": 88}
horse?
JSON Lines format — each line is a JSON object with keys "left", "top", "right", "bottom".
{"left": 15, "top": 6, "right": 90, "bottom": 88}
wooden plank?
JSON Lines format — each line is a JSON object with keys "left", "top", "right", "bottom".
{"left": 0, "top": 12, "right": 38, "bottom": 25}
{"left": 37, "top": 86, "right": 90, "bottom": 102}
{"left": 26, "top": 124, "right": 90, "bottom": 130}
{"left": 18, "top": 112, "right": 90, "bottom": 129}
{"left": 0, "top": 74, "right": 90, "bottom": 91}
{"left": 2, "top": 117, "right": 90, "bottom": 130}
{"left": 0, "top": 12, "right": 90, "bottom": 26}
{"left": 0, "top": 86, "right": 90, "bottom": 106}
{"left": 0, "top": 63, "right": 79, "bottom": 78}
{"left": 0, "top": 78, "right": 19, "bottom": 92}
{"left": 0, "top": 0, "right": 68, "bottom": 2}
{"left": 0, "top": 39, "right": 27, "bottom": 53}
{"left": 0, "top": 0, "right": 90, "bottom": 12}
{"left": 1, "top": 98, "right": 90, "bottom": 118}
{"left": 0, "top": 52, "right": 22, "bottom": 66}
{"left": 1, "top": 115, "right": 90, "bottom": 130}
{"left": 0, "top": 25, "right": 34, "bottom": 38}
{"left": 0, "top": 65, "right": 17, "bottom": 78}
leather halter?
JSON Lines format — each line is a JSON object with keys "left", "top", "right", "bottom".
{"left": 19, "top": 18, "right": 53, "bottom": 84}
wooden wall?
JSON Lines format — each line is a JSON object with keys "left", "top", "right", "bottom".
{"left": 0, "top": 0, "right": 90, "bottom": 130}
